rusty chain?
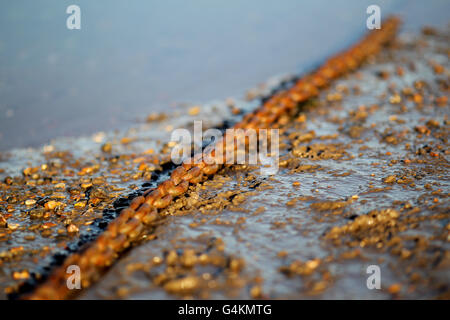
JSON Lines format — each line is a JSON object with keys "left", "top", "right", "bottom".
{"left": 25, "top": 17, "right": 400, "bottom": 299}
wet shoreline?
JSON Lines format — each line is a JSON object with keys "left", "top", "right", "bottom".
{"left": 0, "top": 20, "right": 449, "bottom": 299}
{"left": 2, "top": 0, "right": 450, "bottom": 151}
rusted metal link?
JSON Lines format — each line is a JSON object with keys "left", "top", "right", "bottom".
{"left": 25, "top": 17, "right": 400, "bottom": 300}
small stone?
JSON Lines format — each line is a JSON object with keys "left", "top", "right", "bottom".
{"left": 415, "top": 125, "right": 430, "bottom": 135}
{"left": 388, "top": 283, "right": 402, "bottom": 294}
{"left": 74, "top": 201, "right": 86, "bottom": 208}
{"left": 229, "top": 258, "right": 245, "bottom": 273}
{"left": 230, "top": 106, "right": 241, "bottom": 115}
{"left": 296, "top": 114, "right": 307, "bottom": 123}
{"left": 383, "top": 175, "right": 397, "bottom": 184}
{"left": 8, "top": 223, "right": 19, "bottom": 231}
{"left": 0, "top": 214, "right": 7, "bottom": 228}
{"left": 180, "top": 249, "right": 197, "bottom": 268}
{"left": 146, "top": 112, "right": 161, "bottom": 122}
{"left": 67, "top": 224, "right": 79, "bottom": 233}
{"left": 101, "top": 142, "right": 112, "bottom": 153}
{"left": 250, "top": 285, "right": 262, "bottom": 298}
{"left": 305, "top": 259, "right": 320, "bottom": 271}
{"left": 54, "top": 183, "right": 66, "bottom": 189}
{"left": 44, "top": 200, "right": 65, "bottom": 210}
{"left": 81, "top": 183, "right": 93, "bottom": 190}
{"left": 120, "top": 137, "right": 134, "bottom": 145}
{"left": 413, "top": 93, "right": 423, "bottom": 104}
{"left": 389, "top": 94, "right": 401, "bottom": 104}
{"left": 152, "top": 256, "right": 163, "bottom": 265}
{"left": 426, "top": 119, "right": 439, "bottom": 128}
{"left": 166, "top": 250, "right": 178, "bottom": 266}
{"left": 12, "top": 270, "right": 30, "bottom": 280}
{"left": 42, "top": 222, "right": 57, "bottom": 229}
{"left": 435, "top": 96, "right": 447, "bottom": 106}
{"left": 25, "top": 199, "right": 36, "bottom": 206}
{"left": 188, "top": 106, "right": 201, "bottom": 116}
{"left": 310, "top": 281, "right": 328, "bottom": 295}
{"left": 24, "top": 235, "right": 35, "bottom": 241}
{"left": 116, "top": 287, "right": 129, "bottom": 298}
{"left": 164, "top": 276, "right": 200, "bottom": 295}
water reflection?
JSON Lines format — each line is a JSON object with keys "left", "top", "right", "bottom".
{"left": 0, "top": 0, "right": 449, "bottom": 150}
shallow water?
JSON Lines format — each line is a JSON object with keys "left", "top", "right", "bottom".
{"left": 0, "top": 3, "right": 448, "bottom": 300}
{"left": 80, "top": 30, "right": 449, "bottom": 299}
{"left": 1, "top": 0, "right": 450, "bottom": 150}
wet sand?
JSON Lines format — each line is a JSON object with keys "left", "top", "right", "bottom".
{"left": 0, "top": 24, "right": 448, "bottom": 299}
{"left": 80, "top": 27, "right": 450, "bottom": 299}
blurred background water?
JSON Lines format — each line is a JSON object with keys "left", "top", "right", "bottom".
{"left": 0, "top": 0, "right": 449, "bottom": 151}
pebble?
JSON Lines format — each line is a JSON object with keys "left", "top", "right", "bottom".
{"left": 383, "top": 175, "right": 397, "bottom": 183}
{"left": 250, "top": 285, "right": 262, "bottom": 298}
{"left": 8, "top": 223, "right": 19, "bottom": 231}
{"left": 54, "top": 183, "right": 66, "bottom": 189}
{"left": 25, "top": 199, "right": 36, "bottom": 206}
{"left": 388, "top": 283, "right": 402, "bottom": 295}
{"left": 188, "top": 106, "right": 201, "bottom": 116}
{"left": 12, "top": 270, "right": 30, "bottom": 280}
{"left": 0, "top": 214, "right": 7, "bottom": 228}
{"left": 164, "top": 276, "right": 200, "bottom": 294}
{"left": 44, "top": 201, "right": 65, "bottom": 211}
{"left": 101, "top": 142, "right": 112, "bottom": 153}
{"left": 180, "top": 249, "right": 197, "bottom": 268}
{"left": 67, "top": 224, "right": 79, "bottom": 233}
